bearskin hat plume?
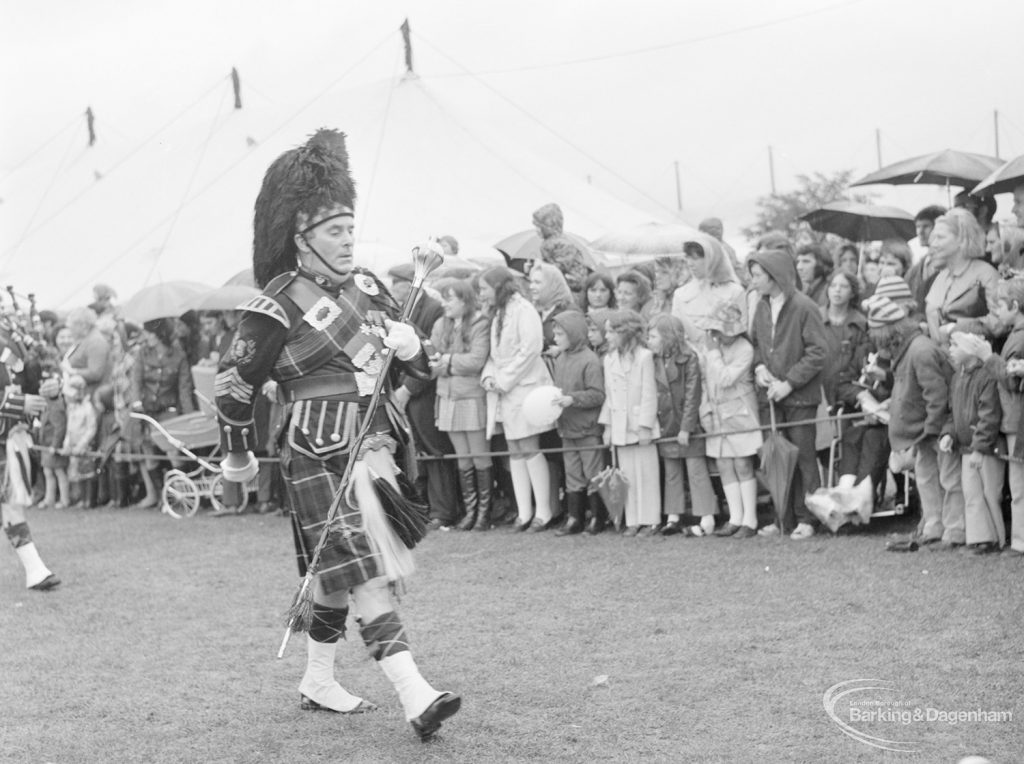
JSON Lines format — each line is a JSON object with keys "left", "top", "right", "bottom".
{"left": 253, "top": 129, "right": 356, "bottom": 288}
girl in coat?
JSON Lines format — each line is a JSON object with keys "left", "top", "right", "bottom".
{"left": 648, "top": 314, "right": 717, "bottom": 536}
{"left": 479, "top": 267, "right": 555, "bottom": 532}
{"left": 599, "top": 310, "right": 661, "bottom": 535}
{"left": 431, "top": 280, "right": 492, "bottom": 531}
{"left": 699, "top": 301, "right": 763, "bottom": 538}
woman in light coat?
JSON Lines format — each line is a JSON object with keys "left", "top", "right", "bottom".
{"left": 699, "top": 301, "right": 763, "bottom": 537}
{"left": 599, "top": 309, "right": 661, "bottom": 534}
{"left": 479, "top": 267, "right": 555, "bottom": 531}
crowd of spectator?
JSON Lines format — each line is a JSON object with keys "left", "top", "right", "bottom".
{"left": 8, "top": 187, "right": 1024, "bottom": 558}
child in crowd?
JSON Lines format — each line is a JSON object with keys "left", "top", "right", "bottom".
{"left": 699, "top": 302, "right": 763, "bottom": 538}
{"left": 62, "top": 374, "right": 98, "bottom": 505}
{"left": 550, "top": 311, "right": 606, "bottom": 535}
{"left": 971, "top": 276, "right": 1024, "bottom": 556}
{"left": 647, "top": 314, "right": 717, "bottom": 536}
{"left": 940, "top": 332, "right": 1004, "bottom": 554}
{"left": 599, "top": 310, "right": 661, "bottom": 535}
{"left": 36, "top": 377, "right": 69, "bottom": 509}
{"left": 586, "top": 308, "right": 613, "bottom": 357}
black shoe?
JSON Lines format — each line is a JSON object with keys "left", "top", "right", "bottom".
{"left": 732, "top": 525, "right": 757, "bottom": 539}
{"left": 512, "top": 517, "right": 533, "bottom": 532}
{"left": 410, "top": 692, "right": 461, "bottom": 742}
{"left": 555, "top": 518, "right": 583, "bottom": 537}
{"left": 968, "top": 542, "right": 998, "bottom": 556}
{"left": 299, "top": 694, "right": 377, "bottom": 714}
{"left": 714, "top": 522, "right": 741, "bottom": 537}
{"left": 659, "top": 521, "right": 681, "bottom": 536}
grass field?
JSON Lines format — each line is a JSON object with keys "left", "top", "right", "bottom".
{"left": 2, "top": 505, "right": 1021, "bottom": 763}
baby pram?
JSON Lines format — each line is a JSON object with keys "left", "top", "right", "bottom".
{"left": 129, "top": 365, "right": 255, "bottom": 518}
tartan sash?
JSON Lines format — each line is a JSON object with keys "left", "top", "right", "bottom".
{"left": 274, "top": 276, "right": 385, "bottom": 382}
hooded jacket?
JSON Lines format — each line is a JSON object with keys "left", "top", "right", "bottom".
{"left": 887, "top": 327, "right": 952, "bottom": 452}
{"left": 748, "top": 249, "right": 828, "bottom": 408}
{"left": 550, "top": 311, "right": 604, "bottom": 439}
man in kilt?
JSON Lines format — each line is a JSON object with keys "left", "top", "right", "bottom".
{"left": 215, "top": 129, "right": 459, "bottom": 741}
{"left": 1, "top": 338, "right": 60, "bottom": 591}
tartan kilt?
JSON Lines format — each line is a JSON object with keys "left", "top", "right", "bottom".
{"left": 280, "top": 440, "right": 384, "bottom": 595}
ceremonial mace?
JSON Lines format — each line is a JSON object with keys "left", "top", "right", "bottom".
{"left": 276, "top": 244, "right": 443, "bottom": 658}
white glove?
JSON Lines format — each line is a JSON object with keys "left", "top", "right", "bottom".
{"left": 222, "top": 451, "right": 259, "bottom": 483}
{"left": 383, "top": 319, "right": 421, "bottom": 361}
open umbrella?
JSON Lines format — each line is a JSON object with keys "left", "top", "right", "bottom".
{"left": 972, "top": 153, "right": 1024, "bottom": 196}
{"left": 494, "top": 229, "right": 597, "bottom": 268}
{"left": 757, "top": 402, "right": 800, "bottom": 533}
{"left": 851, "top": 149, "right": 1003, "bottom": 189}
{"left": 186, "top": 284, "right": 259, "bottom": 312}
{"left": 800, "top": 201, "right": 915, "bottom": 242}
{"left": 223, "top": 268, "right": 256, "bottom": 288}
{"left": 120, "top": 280, "right": 213, "bottom": 323}
{"left": 590, "top": 222, "right": 702, "bottom": 255}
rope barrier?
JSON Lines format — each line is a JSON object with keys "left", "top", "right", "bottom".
{"left": 23, "top": 410, "right": 868, "bottom": 466}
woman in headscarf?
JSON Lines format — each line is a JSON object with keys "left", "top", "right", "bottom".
{"left": 528, "top": 261, "right": 575, "bottom": 354}
{"left": 672, "top": 232, "right": 747, "bottom": 349}
{"left": 528, "top": 261, "right": 573, "bottom": 523}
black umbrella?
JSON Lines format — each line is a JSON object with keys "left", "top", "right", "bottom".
{"left": 757, "top": 402, "right": 800, "bottom": 533}
{"left": 972, "top": 153, "right": 1024, "bottom": 196}
{"left": 851, "top": 149, "right": 1003, "bottom": 189}
{"left": 800, "top": 201, "right": 915, "bottom": 242}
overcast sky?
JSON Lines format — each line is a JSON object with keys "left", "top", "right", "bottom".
{"left": 3, "top": 0, "right": 1023, "bottom": 245}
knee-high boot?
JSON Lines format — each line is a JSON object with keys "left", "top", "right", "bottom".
{"left": 556, "top": 491, "right": 585, "bottom": 536}
{"left": 585, "top": 491, "right": 607, "bottom": 535}
{"left": 456, "top": 467, "right": 478, "bottom": 530}
{"left": 473, "top": 466, "right": 493, "bottom": 531}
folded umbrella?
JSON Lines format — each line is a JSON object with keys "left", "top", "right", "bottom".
{"left": 590, "top": 451, "right": 629, "bottom": 528}
{"left": 757, "top": 402, "right": 800, "bottom": 533}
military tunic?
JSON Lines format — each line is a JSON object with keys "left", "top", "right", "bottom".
{"left": 215, "top": 267, "right": 427, "bottom": 594}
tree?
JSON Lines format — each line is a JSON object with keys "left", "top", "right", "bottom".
{"left": 741, "top": 169, "right": 874, "bottom": 243}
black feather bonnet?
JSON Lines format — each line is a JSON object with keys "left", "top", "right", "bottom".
{"left": 252, "top": 129, "right": 356, "bottom": 288}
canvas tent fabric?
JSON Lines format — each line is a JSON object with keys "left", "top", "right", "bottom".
{"left": 0, "top": 72, "right": 673, "bottom": 308}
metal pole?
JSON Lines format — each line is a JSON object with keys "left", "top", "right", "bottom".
{"left": 995, "top": 109, "right": 1001, "bottom": 159}
{"left": 875, "top": 128, "right": 882, "bottom": 169}
{"left": 768, "top": 146, "right": 776, "bottom": 194}
{"left": 674, "top": 160, "right": 683, "bottom": 212}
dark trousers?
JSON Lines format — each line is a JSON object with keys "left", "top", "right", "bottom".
{"left": 762, "top": 403, "right": 820, "bottom": 531}
{"left": 838, "top": 423, "right": 890, "bottom": 487}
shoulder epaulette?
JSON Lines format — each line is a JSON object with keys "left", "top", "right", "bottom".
{"left": 239, "top": 293, "right": 290, "bottom": 329}
{"left": 264, "top": 271, "right": 298, "bottom": 295}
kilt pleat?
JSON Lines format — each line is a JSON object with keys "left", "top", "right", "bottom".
{"left": 280, "top": 441, "right": 383, "bottom": 595}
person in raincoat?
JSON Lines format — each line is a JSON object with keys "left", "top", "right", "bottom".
{"left": 747, "top": 248, "right": 829, "bottom": 539}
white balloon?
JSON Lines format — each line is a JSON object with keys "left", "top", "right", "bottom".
{"left": 521, "top": 385, "right": 564, "bottom": 428}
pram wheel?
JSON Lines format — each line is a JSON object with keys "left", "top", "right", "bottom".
{"left": 209, "top": 474, "right": 250, "bottom": 515}
{"left": 162, "top": 470, "right": 200, "bottom": 519}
